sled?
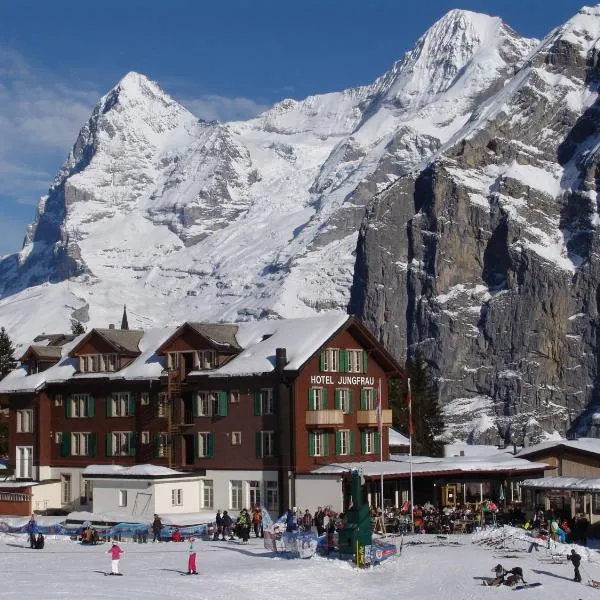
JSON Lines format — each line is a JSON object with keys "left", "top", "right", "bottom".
{"left": 513, "top": 583, "right": 542, "bottom": 590}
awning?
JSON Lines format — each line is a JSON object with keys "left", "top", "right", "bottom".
{"left": 521, "top": 476, "right": 600, "bottom": 493}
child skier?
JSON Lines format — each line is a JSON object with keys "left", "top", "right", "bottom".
{"left": 187, "top": 537, "right": 198, "bottom": 574}
{"left": 107, "top": 542, "right": 124, "bottom": 575}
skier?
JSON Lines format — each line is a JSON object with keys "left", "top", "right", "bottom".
{"left": 567, "top": 548, "right": 582, "bottom": 583}
{"left": 107, "top": 542, "right": 124, "bottom": 575}
{"left": 151, "top": 514, "right": 163, "bottom": 542}
{"left": 187, "top": 537, "right": 198, "bottom": 574}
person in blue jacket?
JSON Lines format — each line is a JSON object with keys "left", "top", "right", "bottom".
{"left": 26, "top": 514, "right": 38, "bottom": 549}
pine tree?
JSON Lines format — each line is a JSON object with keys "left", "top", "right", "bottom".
{"left": 71, "top": 320, "right": 86, "bottom": 335}
{"left": 0, "top": 327, "right": 16, "bottom": 380}
{"left": 391, "top": 350, "right": 444, "bottom": 457}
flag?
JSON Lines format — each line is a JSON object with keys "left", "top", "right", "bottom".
{"left": 376, "top": 378, "right": 383, "bottom": 436}
{"left": 407, "top": 379, "right": 414, "bottom": 436}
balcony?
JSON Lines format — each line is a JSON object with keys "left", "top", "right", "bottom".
{"left": 356, "top": 409, "right": 392, "bottom": 427}
{"left": 305, "top": 409, "right": 344, "bottom": 427}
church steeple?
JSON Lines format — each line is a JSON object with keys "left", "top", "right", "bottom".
{"left": 121, "top": 305, "right": 129, "bottom": 330}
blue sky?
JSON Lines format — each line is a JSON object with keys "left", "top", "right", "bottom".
{"left": 0, "top": 0, "right": 586, "bottom": 256}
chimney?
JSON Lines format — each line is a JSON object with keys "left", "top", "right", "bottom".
{"left": 275, "top": 347, "right": 287, "bottom": 373}
{"left": 109, "top": 324, "right": 115, "bottom": 330}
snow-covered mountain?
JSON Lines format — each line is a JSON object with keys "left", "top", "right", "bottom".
{"left": 4, "top": 6, "right": 600, "bottom": 443}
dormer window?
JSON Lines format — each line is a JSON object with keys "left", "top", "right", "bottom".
{"left": 79, "top": 354, "right": 118, "bottom": 373}
{"left": 195, "top": 350, "right": 216, "bottom": 370}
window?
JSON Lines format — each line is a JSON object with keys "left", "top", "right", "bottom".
{"left": 249, "top": 481, "right": 261, "bottom": 507}
{"left": 231, "top": 431, "right": 242, "bottom": 445}
{"left": 308, "top": 431, "right": 329, "bottom": 457}
{"left": 140, "top": 392, "right": 150, "bottom": 406}
{"left": 167, "top": 352, "right": 179, "bottom": 370}
{"left": 360, "top": 388, "right": 376, "bottom": 411}
{"left": 171, "top": 488, "right": 183, "bottom": 506}
{"left": 336, "top": 430, "right": 353, "bottom": 456}
{"left": 54, "top": 432, "right": 62, "bottom": 444}
{"left": 107, "top": 432, "right": 135, "bottom": 456}
{"left": 16, "top": 446, "right": 33, "bottom": 479}
{"left": 320, "top": 348, "right": 339, "bottom": 372}
{"left": 335, "top": 388, "right": 353, "bottom": 413}
{"left": 109, "top": 392, "right": 134, "bottom": 417}
{"left": 71, "top": 432, "right": 95, "bottom": 456}
{"left": 82, "top": 479, "right": 92, "bottom": 504}
{"left": 156, "top": 432, "right": 169, "bottom": 457}
{"left": 141, "top": 431, "right": 150, "bottom": 445}
{"left": 119, "top": 490, "right": 127, "bottom": 507}
{"left": 254, "top": 389, "right": 274, "bottom": 416}
{"left": 202, "top": 480, "right": 214, "bottom": 509}
{"left": 256, "top": 431, "right": 275, "bottom": 458}
{"left": 230, "top": 480, "right": 243, "bottom": 510}
{"left": 79, "top": 354, "right": 117, "bottom": 373}
{"left": 61, "top": 473, "right": 71, "bottom": 504}
{"left": 230, "top": 390, "right": 240, "bottom": 403}
{"left": 54, "top": 394, "right": 63, "bottom": 407}
{"left": 16, "top": 409, "right": 34, "bottom": 433}
{"left": 361, "top": 430, "right": 379, "bottom": 455}
{"left": 198, "top": 432, "right": 214, "bottom": 458}
{"left": 157, "top": 393, "right": 168, "bottom": 418}
{"left": 68, "top": 394, "right": 93, "bottom": 418}
{"left": 266, "top": 481, "right": 278, "bottom": 512}
{"left": 308, "top": 387, "right": 327, "bottom": 410}
{"left": 196, "top": 391, "right": 227, "bottom": 417}
{"left": 195, "top": 350, "right": 216, "bottom": 369}
{"left": 347, "top": 349, "right": 366, "bottom": 373}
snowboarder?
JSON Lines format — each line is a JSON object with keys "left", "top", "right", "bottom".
{"left": 152, "top": 514, "right": 163, "bottom": 542}
{"left": 567, "top": 548, "right": 582, "bottom": 582}
{"left": 107, "top": 542, "right": 124, "bottom": 575}
{"left": 187, "top": 537, "right": 198, "bottom": 574}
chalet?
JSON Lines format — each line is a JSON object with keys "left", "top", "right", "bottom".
{"left": 0, "top": 313, "right": 403, "bottom": 516}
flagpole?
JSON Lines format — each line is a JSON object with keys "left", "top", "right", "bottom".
{"left": 408, "top": 377, "right": 414, "bottom": 534}
{"left": 378, "top": 378, "right": 384, "bottom": 519}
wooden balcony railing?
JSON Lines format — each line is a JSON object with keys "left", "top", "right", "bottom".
{"left": 305, "top": 409, "right": 344, "bottom": 427}
{"left": 356, "top": 409, "right": 392, "bottom": 426}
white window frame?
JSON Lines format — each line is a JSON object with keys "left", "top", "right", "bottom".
{"left": 230, "top": 480, "right": 243, "bottom": 510}
{"left": 198, "top": 432, "right": 211, "bottom": 458}
{"left": 70, "top": 394, "right": 89, "bottom": 418}
{"left": 230, "top": 390, "right": 240, "bottom": 403}
{"left": 112, "top": 431, "right": 132, "bottom": 456}
{"left": 61, "top": 473, "right": 71, "bottom": 504}
{"left": 140, "top": 392, "right": 150, "bottom": 406}
{"left": 260, "top": 389, "right": 274, "bottom": 415}
{"left": 119, "top": 489, "right": 127, "bottom": 507}
{"left": 112, "top": 392, "right": 131, "bottom": 417}
{"left": 198, "top": 392, "right": 219, "bottom": 417}
{"left": 195, "top": 350, "right": 216, "bottom": 369}
{"left": 171, "top": 488, "right": 183, "bottom": 507}
{"left": 16, "top": 409, "right": 33, "bottom": 433}
{"left": 362, "top": 388, "right": 376, "bottom": 410}
{"left": 141, "top": 431, "right": 150, "bottom": 445}
{"left": 339, "top": 430, "right": 350, "bottom": 455}
{"left": 54, "top": 432, "right": 62, "bottom": 444}
{"left": 313, "top": 387, "right": 325, "bottom": 410}
{"left": 167, "top": 352, "right": 179, "bottom": 370}
{"left": 16, "top": 446, "right": 33, "bottom": 479}
{"left": 260, "top": 430, "right": 275, "bottom": 457}
{"left": 322, "top": 348, "right": 339, "bottom": 372}
{"left": 202, "top": 480, "right": 214, "bottom": 509}
{"left": 231, "top": 431, "right": 242, "bottom": 446}
{"left": 54, "top": 394, "right": 63, "bottom": 407}
{"left": 71, "top": 432, "right": 91, "bottom": 456}
{"left": 339, "top": 388, "right": 351, "bottom": 413}
{"left": 364, "top": 430, "right": 375, "bottom": 454}
{"left": 266, "top": 481, "right": 278, "bottom": 512}
{"left": 313, "top": 431, "right": 325, "bottom": 457}
{"left": 347, "top": 349, "right": 364, "bottom": 373}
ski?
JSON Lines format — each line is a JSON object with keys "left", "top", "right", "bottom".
{"left": 513, "top": 583, "right": 542, "bottom": 590}
{"left": 104, "top": 573, "right": 124, "bottom": 576}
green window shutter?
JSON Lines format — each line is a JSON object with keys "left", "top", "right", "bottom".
{"left": 350, "top": 431, "right": 355, "bottom": 455}
{"left": 106, "top": 395, "right": 113, "bottom": 418}
{"left": 105, "top": 433, "right": 113, "bottom": 457}
{"left": 360, "top": 389, "right": 367, "bottom": 411}
{"left": 308, "top": 432, "right": 315, "bottom": 457}
{"left": 60, "top": 433, "right": 71, "bottom": 457}
{"left": 335, "top": 431, "right": 341, "bottom": 455}
{"left": 87, "top": 396, "right": 95, "bottom": 418}
{"left": 319, "top": 351, "right": 325, "bottom": 371}
{"left": 256, "top": 432, "right": 263, "bottom": 458}
{"left": 65, "top": 397, "right": 72, "bottom": 419}
{"left": 362, "top": 350, "right": 368, "bottom": 373}
{"left": 361, "top": 431, "right": 367, "bottom": 454}
{"left": 254, "top": 392, "right": 262, "bottom": 416}
{"left": 308, "top": 388, "right": 315, "bottom": 411}
{"left": 88, "top": 433, "right": 97, "bottom": 457}
{"left": 348, "top": 390, "right": 354, "bottom": 414}
{"left": 207, "top": 433, "right": 214, "bottom": 458}
{"left": 322, "top": 388, "right": 328, "bottom": 409}
{"left": 374, "top": 431, "right": 381, "bottom": 453}
{"left": 192, "top": 393, "right": 199, "bottom": 418}
{"left": 128, "top": 394, "right": 136, "bottom": 416}
{"left": 129, "top": 432, "right": 137, "bottom": 456}
{"left": 340, "top": 350, "right": 348, "bottom": 373}
{"left": 323, "top": 433, "right": 329, "bottom": 456}
{"left": 334, "top": 389, "right": 341, "bottom": 410}
{"left": 218, "top": 391, "right": 228, "bottom": 416}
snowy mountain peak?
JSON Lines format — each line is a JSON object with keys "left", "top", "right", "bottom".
{"left": 547, "top": 4, "right": 600, "bottom": 53}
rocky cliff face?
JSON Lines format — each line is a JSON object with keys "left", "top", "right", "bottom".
{"left": 351, "top": 5, "right": 600, "bottom": 444}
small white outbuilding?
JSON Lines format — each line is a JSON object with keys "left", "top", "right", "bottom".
{"left": 82, "top": 464, "right": 204, "bottom": 517}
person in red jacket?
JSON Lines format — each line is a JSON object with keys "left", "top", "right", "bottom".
{"left": 107, "top": 542, "right": 124, "bottom": 575}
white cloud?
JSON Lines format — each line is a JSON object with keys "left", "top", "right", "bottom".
{"left": 181, "top": 94, "right": 268, "bottom": 122}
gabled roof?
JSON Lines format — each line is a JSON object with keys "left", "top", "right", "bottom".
{"left": 19, "top": 345, "right": 63, "bottom": 362}
{"left": 516, "top": 437, "right": 600, "bottom": 460}
{"left": 33, "top": 333, "right": 77, "bottom": 347}
{"left": 185, "top": 323, "right": 241, "bottom": 350}
{"left": 69, "top": 328, "right": 144, "bottom": 357}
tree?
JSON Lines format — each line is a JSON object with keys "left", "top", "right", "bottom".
{"left": 71, "top": 320, "right": 86, "bottom": 335}
{"left": 0, "top": 327, "right": 16, "bottom": 380}
{"left": 390, "top": 349, "right": 444, "bottom": 457}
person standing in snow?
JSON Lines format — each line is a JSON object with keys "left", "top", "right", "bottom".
{"left": 222, "top": 511, "right": 233, "bottom": 540}
{"left": 187, "top": 537, "right": 198, "bottom": 574}
{"left": 151, "top": 514, "right": 163, "bottom": 543}
{"left": 237, "top": 508, "right": 251, "bottom": 543}
{"left": 107, "top": 542, "right": 124, "bottom": 575}
{"left": 26, "top": 514, "right": 38, "bottom": 549}
{"left": 567, "top": 548, "right": 582, "bottom": 583}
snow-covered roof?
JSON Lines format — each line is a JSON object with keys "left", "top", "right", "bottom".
{"left": 444, "top": 443, "right": 515, "bottom": 458}
{"left": 521, "top": 476, "right": 600, "bottom": 492}
{"left": 388, "top": 428, "right": 410, "bottom": 447}
{"left": 82, "top": 464, "right": 199, "bottom": 479}
{"left": 516, "top": 437, "right": 600, "bottom": 459}
{"left": 0, "top": 313, "right": 351, "bottom": 393}
{"left": 311, "top": 454, "right": 548, "bottom": 478}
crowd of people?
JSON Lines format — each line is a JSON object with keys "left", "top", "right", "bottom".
{"left": 523, "top": 509, "right": 590, "bottom": 546}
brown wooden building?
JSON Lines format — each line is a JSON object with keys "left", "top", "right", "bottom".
{"left": 0, "top": 314, "right": 402, "bottom": 515}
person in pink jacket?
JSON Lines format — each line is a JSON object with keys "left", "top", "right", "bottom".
{"left": 107, "top": 542, "right": 124, "bottom": 575}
